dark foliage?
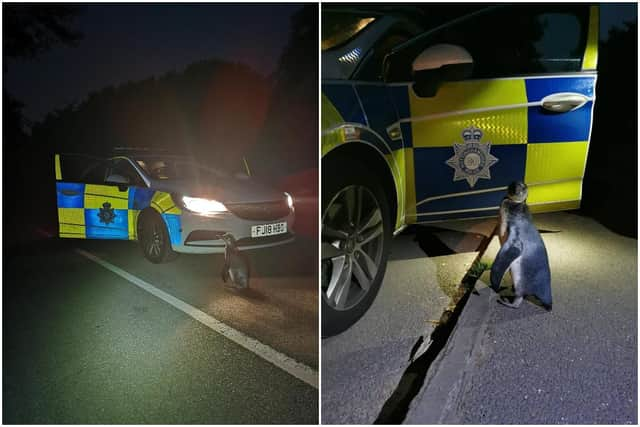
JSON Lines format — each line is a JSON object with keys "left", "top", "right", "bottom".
{"left": 3, "top": 5, "right": 83, "bottom": 62}
{"left": 253, "top": 4, "right": 319, "bottom": 180}
{"left": 3, "top": 5, "right": 84, "bottom": 243}
{"left": 30, "top": 59, "right": 271, "bottom": 170}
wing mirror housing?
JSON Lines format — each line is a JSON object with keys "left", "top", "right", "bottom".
{"left": 412, "top": 44, "right": 473, "bottom": 97}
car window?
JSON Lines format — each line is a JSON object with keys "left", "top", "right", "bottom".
{"left": 322, "top": 11, "right": 376, "bottom": 51}
{"left": 107, "top": 159, "right": 145, "bottom": 186}
{"left": 135, "top": 157, "right": 229, "bottom": 181}
{"left": 353, "top": 29, "right": 414, "bottom": 81}
{"left": 81, "top": 161, "right": 108, "bottom": 184}
{"left": 385, "top": 5, "right": 589, "bottom": 82}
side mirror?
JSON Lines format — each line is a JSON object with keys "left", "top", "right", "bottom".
{"left": 412, "top": 44, "right": 473, "bottom": 97}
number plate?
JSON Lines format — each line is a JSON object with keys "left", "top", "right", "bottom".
{"left": 251, "top": 222, "right": 287, "bottom": 238}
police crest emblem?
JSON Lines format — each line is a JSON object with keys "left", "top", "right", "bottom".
{"left": 98, "top": 202, "right": 116, "bottom": 224}
{"left": 445, "top": 126, "right": 498, "bottom": 187}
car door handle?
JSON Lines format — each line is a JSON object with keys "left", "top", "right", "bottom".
{"left": 61, "top": 189, "right": 79, "bottom": 196}
{"left": 541, "top": 92, "right": 590, "bottom": 113}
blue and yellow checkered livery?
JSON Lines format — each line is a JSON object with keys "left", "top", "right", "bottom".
{"left": 55, "top": 157, "right": 182, "bottom": 244}
{"left": 322, "top": 6, "right": 599, "bottom": 230}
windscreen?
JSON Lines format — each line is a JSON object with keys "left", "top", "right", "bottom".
{"left": 135, "top": 157, "right": 229, "bottom": 181}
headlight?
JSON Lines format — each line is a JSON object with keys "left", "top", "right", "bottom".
{"left": 182, "top": 196, "right": 227, "bottom": 214}
{"left": 284, "top": 192, "right": 294, "bottom": 209}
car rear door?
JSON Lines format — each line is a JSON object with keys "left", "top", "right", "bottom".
{"left": 384, "top": 4, "right": 598, "bottom": 222}
{"left": 55, "top": 153, "right": 100, "bottom": 239}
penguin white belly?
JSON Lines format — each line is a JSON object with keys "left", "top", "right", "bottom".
{"left": 510, "top": 256, "right": 524, "bottom": 295}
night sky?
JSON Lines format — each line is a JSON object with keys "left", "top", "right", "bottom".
{"left": 3, "top": 3, "right": 636, "bottom": 124}
{"left": 4, "top": 3, "right": 303, "bottom": 122}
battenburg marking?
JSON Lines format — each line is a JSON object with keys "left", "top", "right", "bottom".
{"left": 98, "top": 202, "right": 116, "bottom": 224}
{"left": 445, "top": 126, "right": 498, "bottom": 188}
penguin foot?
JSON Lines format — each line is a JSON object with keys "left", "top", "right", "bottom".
{"left": 498, "top": 296, "right": 523, "bottom": 308}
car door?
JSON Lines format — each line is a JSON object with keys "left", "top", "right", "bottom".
{"left": 383, "top": 4, "right": 598, "bottom": 222}
{"left": 83, "top": 158, "right": 147, "bottom": 240}
{"left": 55, "top": 153, "right": 99, "bottom": 239}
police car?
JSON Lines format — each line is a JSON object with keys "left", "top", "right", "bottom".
{"left": 322, "top": 5, "right": 599, "bottom": 335}
{"left": 55, "top": 151, "right": 295, "bottom": 263}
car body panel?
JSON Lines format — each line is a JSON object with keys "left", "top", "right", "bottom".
{"left": 322, "top": 5, "right": 598, "bottom": 231}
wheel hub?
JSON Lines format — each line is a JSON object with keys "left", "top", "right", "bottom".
{"left": 344, "top": 237, "right": 356, "bottom": 253}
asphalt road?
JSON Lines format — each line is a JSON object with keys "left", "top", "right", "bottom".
{"left": 321, "top": 226, "right": 485, "bottom": 424}
{"left": 406, "top": 212, "right": 637, "bottom": 424}
{"left": 3, "top": 231, "right": 318, "bottom": 424}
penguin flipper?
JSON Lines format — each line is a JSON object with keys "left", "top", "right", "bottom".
{"left": 490, "top": 239, "right": 523, "bottom": 291}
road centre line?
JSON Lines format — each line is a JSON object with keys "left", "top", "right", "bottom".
{"left": 75, "top": 248, "right": 318, "bottom": 389}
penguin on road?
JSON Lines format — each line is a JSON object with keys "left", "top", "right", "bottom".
{"left": 220, "top": 233, "right": 250, "bottom": 289}
{"left": 491, "top": 181, "right": 552, "bottom": 310}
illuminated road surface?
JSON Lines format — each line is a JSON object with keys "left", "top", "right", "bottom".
{"left": 321, "top": 223, "right": 488, "bottom": 424}
{"left": 3, "top": 235, "right": 318, "bottom": 424}
{"left": 406, "top": 212, "right": 637, "bottom": 424}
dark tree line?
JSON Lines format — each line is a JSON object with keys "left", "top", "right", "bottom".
{"left": 31, "top": 59, "right": 272, "bottom": 171}
{"left": 3, "top": 4, "right": 318, "bottom": 238}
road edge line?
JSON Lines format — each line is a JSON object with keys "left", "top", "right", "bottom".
{"left": 75, "top": 248, "right": 319, "bottom": 389}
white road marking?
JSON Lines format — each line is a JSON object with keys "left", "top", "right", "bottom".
{"left": 75, "top": 248, "right": 318, "bottom": 389}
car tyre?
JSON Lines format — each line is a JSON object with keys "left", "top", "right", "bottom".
{"left": 138, "top": 209, "right": 177, "bottom": 263}
{"left": 322, "top": 159, "right": 392, "bottom": 337}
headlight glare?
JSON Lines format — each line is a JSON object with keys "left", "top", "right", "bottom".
{"left": 182, "top": 196, "right": 227, "bottom": 213}
{"left": 284, "top": 192, "right": 294, "bottom": 209}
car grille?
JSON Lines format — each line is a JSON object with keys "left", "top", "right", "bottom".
{"left": 226, "top": 200, "right": 290, "bottom": 221}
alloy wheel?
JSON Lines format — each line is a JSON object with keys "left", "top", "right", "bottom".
{"left": 322, "top": 185, "right": 384, "bottom": 311}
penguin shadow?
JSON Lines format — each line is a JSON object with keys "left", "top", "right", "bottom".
{"left": 221, "top": 284, "right": 268, "bottom": 301}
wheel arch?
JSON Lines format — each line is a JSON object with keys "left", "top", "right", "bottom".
{"left": 322, "top": 142, "right": 399, "bottom": 230}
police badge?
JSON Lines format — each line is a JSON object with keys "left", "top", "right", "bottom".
{"left": 98, "top": 202, "right": 116, "bottom": 225}
{"left": 445, "top": 126, "right": 498, "bottom": 188}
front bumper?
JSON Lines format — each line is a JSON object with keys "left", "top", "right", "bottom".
{"left": 170, "top": 209, "right": 295, "bottom": 254}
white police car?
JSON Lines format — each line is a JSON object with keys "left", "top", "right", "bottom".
{"left": 55, "top": 151, "right": 295, "bottom": 263}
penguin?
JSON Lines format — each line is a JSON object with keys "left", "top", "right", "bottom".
{"left": 490, "top": 181, "right": 552, "bottom": 310}
{"left": 220, "top": 233, "right": 250, "bottom": 289}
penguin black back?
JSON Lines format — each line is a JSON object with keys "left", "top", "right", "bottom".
{"left": 221, "top": 233, "right": 250, "bottom": 289}
{"left": 491, "top": 182, "right": 552, "bottom": 310}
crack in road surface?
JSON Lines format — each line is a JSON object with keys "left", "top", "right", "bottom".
{"left": 374, "top": 227, "right": 496, "bottom": 424}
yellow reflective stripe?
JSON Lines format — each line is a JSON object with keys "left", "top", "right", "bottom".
{"left": 128, "top": 210, "right": 140, "bottom": 240}
{"left": 58, "top": 208, "right": 86, "bottom": 237}
{"left": 582, "top": 5, "right": 599, "bottom": 70}
{"left": 321, "top": 94, "right": 346, "bottom": 156}
{"left": 524, "top": 141, "right": 589, "bottom": 184}
{"left": 526, "top": 181, "right": 582, "bottom": 205}
{"left": 55, "top": 154, "right": 62, "bottom": 180}
{"left": 84, "top": 184, "right": 129, "bottom": 209}
{"left": 151, "top": 191, "right": 182, "bottom": 214}
{"left": 409, "top": 79, "right": 528, "bottom": 147}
